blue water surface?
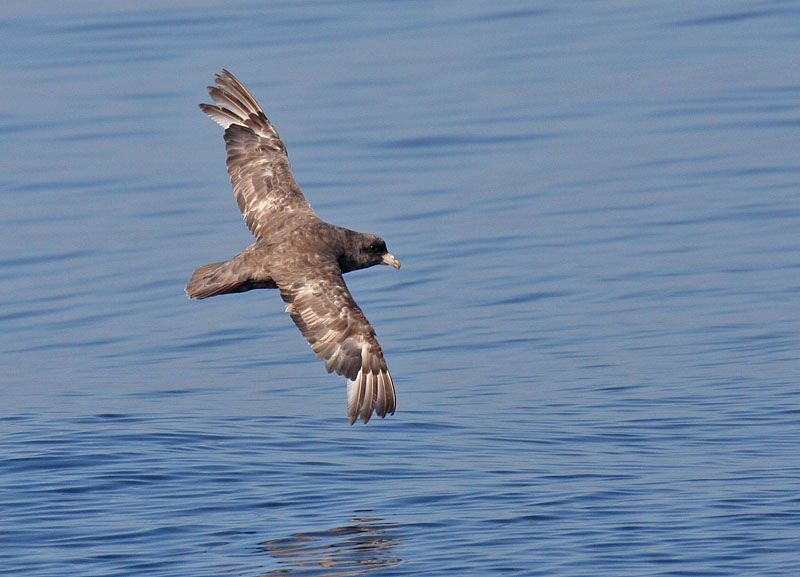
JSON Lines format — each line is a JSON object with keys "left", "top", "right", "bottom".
{"left": 2, "top": 2, "right": 799, "bottom": 576}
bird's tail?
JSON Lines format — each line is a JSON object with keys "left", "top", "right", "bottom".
{"left": 185, "top": 261, "right": 234, "bottom": 299}
{"left": 185, "top": 256, "right": 277, "bottom": 300}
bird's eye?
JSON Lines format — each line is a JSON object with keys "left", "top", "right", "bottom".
{"left": 368, "top": 243, "right": 380, "bottom": 252}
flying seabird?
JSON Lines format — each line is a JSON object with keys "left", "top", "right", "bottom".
{"left": 186, "top": 70, "right": 401, "bottom": 425}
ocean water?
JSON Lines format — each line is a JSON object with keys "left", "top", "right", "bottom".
{"left": 2, "top": 1, "right": 799, "bottom": 575}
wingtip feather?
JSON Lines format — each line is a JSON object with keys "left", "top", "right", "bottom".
{"left": 346, "top": 368, "right": 396, "bottom": 425}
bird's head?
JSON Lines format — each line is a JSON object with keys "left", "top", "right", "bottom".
{"left": 341, "top": 232, "right": 401, "bottom": 272}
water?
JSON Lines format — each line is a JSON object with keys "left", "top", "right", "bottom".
{"left": 2, "top": 1, "right": 799, "bottom": 575}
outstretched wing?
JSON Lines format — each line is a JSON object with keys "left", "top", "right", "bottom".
{"left": 277, "top": 264, "right": 396, "bottom": 425}
{"left": 200, "top": 69, "right": 315, "bottom": 239}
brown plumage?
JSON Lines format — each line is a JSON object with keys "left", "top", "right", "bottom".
{"left": 186, "top": 70, "right": 401, "bottom": 425}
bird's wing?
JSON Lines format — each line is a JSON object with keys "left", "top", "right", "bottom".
{"left": 275, "top": 263, "right": 396, "bottom": 425}
{"left": 200, "top": 69, "right": 315, "bottom": 239}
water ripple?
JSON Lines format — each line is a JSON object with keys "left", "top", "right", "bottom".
{"left": 3, "top": 1, "right": 800, "bottom": 576}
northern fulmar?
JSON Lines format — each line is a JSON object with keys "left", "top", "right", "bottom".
{"left": 186, "top": 70, "right": 401, "bottom": 425}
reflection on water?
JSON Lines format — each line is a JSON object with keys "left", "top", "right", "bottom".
{"left": 257, "top": 515, "right": 401, "bottom": 576}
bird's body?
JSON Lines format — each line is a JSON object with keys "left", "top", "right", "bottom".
{"left": 186, "top": 70, "right": 400, "bottom": 425}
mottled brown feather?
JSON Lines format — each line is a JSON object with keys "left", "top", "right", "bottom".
{"left": 200, "top": 69, "right": 315, "bottom": 239}
{"left": 275, "top": 263, "right": 396, "bottom": 424}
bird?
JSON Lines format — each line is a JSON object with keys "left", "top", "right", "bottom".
{"left": 186, "top": 70, "right": 401, "bottom": 425}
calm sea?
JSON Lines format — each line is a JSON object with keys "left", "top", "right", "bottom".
{"left": 2, "top": 2, "right": 799, "bottom": 576}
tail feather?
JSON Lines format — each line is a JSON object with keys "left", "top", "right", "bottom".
{"left": 185, "top": 261, "right": 232, "bottom": 299}
{"left": 185, "top": 259, "right": 276, "bottom": 299}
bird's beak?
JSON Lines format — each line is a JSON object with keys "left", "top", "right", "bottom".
{"left": 382, "top": 253, "right": 401, "bottom": 269}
